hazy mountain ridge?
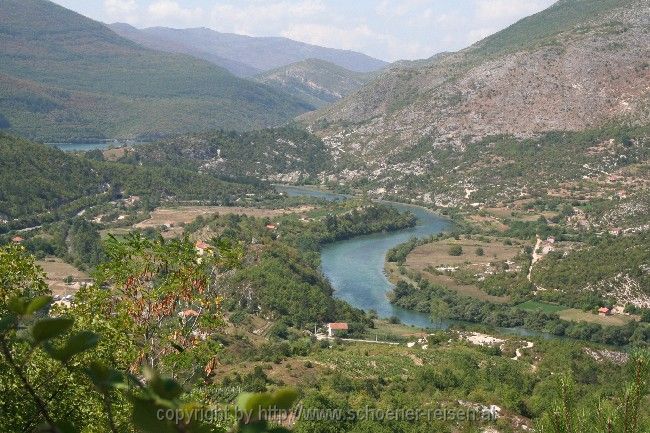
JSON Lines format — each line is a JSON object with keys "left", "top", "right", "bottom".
{"left": 107, "top": 23, "right": 261, "bottom": 77}
{"left": 108, "top": 23, "right": 388, "bottom": 77}
{"left": 255, "top": 59, "right": 374, "bottom": 108}
{"left": 301, "top": 0, "right": 649, "bottom": 188}
{"left": 0, "top": 0, "right": 312, "bottom": 141}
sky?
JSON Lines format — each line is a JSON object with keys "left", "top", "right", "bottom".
{"left": 51, "top": 0, "right": 557, "bottom": 61}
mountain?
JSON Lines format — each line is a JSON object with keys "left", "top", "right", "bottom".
{"left": 107, "top": 24, "right": 388, "bottom": 77}
{"left": 107, "top": 23, "right": 260, "bottom": 77}
{"left": 255, "top": 59, "right": 374, "bottom": 108}
{"left": 0, "top": 0, "right": 312, "bottom": 141}
{"left": 301, "top": 0, "right": 650, "bottom": 208}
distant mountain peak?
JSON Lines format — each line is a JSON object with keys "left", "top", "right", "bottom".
{"left": 108, "top": 24, "right": 387, "bottom": 77}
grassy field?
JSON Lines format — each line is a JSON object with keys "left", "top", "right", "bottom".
{"left": 407, "top": 237, "right": 524, "bottom": 268}
{"left": 558, "top": 309, "right": 637, "bottom": 327}
{"left": 483, "top": 206, "right": 559, "bottom": 222}
{"left": 516, "top": 300, "right": 567, "bottom": 314}
{"left": 367, "top": 319, "right": 429, "bottom": 340}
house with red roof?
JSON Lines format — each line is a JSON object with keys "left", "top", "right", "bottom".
{"left": 327, "top": 322, "right": 348, "bottom": 337}
{"left": 195, "top": 240, "right": 211, "bottom": 255}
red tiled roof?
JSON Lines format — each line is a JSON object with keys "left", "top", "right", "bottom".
{"left": 195, "top": 241, "right": 210, "bottom": 250}
{"left": 598, "top": 307, "right": 610, "bottom": 313}
{"left": 11, "top": 236, "right": 24, "bottom": 243}
{"left": 179, "top": 309, "right": 200, "bottom": 317}
{"left": 328, "top": 322, "right": 348, "bottom": 330}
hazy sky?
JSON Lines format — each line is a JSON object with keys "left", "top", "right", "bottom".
{"left": 52, "top": 0, "right": 557, "bottom": 61}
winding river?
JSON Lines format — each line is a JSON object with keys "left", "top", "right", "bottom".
{"left": 276, "top": 185, "right": 453, "bottom": 329}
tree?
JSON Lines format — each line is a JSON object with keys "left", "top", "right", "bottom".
{"left": 430, "top": 299, "right": 450, "bottom": 325}
{"left": 0, "top": 242, "right": 297, "bottom": 433}
{"left": 448, "top": 245, "right": 463, "bottom": 256}
{"left": 476, "top": 247, "right": 485, "bottom": 256}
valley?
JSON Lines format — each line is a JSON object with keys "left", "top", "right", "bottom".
{"left": 0, "top": 0, "right": 649, "bottom": 432}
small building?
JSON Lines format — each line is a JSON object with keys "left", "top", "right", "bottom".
{"left": 265, "top": 224, "right": 277, "bottom": 230}
{"left": 11, "top": 236, "right": 24, "bottom": 243}
{"left": 598, "top": 307, "right": 611, "bottom": 316}
{"left": 195, "top": 240, "right": 210, "bottom": 255}
{"left": 609, "top": 228, "right": 623, "bottom": 236}
{"left": 327, "top": 322, "right": 348, "bottom": 337}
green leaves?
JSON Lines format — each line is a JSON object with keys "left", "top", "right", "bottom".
{"left": 31, "top": 317, "right": 74, "bottom": 344}
{"left": 131, "top": 397, "right": 177, "bottom": 433}
{"left": 271, "top": 388, "right": 299, "bottom": 410}
{"left": 236, "top": 387, "right": 299, "bottom": 429}
{"left": 7, "top": 295, "right": 52, "bottom": 316}
{"left": 44, "top": 331, "right": 99, "bottom": 362}
{"left": 145, "top": 367, "right": 183, "bottom": 401}
{"left": 85, "top": 362, "right": 127, "bottom": 392}
{"left": 26, "top": 296, "right": 54, "bottom": 315}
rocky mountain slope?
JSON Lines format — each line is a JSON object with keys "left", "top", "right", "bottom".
{"left": 255, "top": 59, "right": 374, "bottom": 108}
{"left": 0, "top": 0, "right": 312, "bottom": 141}
{"left": 128, "top": 126, "right": 331, "bottom": 184}
{"left": 300, "top": 0, "right": 649, "bottom": 215}
{"left": 108, "top": 24, "right": 387, "bottom": 77}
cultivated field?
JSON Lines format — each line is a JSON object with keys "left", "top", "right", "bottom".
{"left": 36, "top": 258, "right": 91, "bottom": 295}
{"left": 400, "top": 236, "right": 527, "bottom": 303}
{"left": 558, "top": 309, "right": 637, "bottom": 326}
{"left": 133, "top": 205, "right": 313, "bottom": 237}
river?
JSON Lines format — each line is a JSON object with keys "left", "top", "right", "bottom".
{"left": 277, "top": 185, "right": 554, "bottom": 337}
{"left": 276, "top": 185, "right": 453, "bottom": 328}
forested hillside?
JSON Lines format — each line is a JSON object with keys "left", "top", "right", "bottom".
{"left": 128, "top": 126, "right": 333, "bottom": 184}
{"left": 0, "top": 0, "right": 312, "bottom": 140}
{"left": 0, "top": 133, "right": 261, "bottom": 230}
{"left": 0, "top": 134, "right": 102, "bottom": 220}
